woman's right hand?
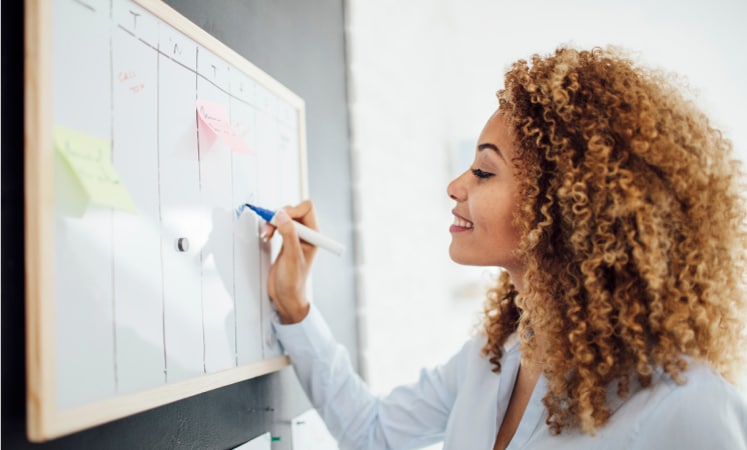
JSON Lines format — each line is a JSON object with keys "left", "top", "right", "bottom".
{"left": 265, "top": 200, "right": 319, "bottom": 324}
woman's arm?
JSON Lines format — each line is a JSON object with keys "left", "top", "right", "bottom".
{"left": 266, "top": 201, "right": 465, "bottom": 449}
{"left": 274, "top": 306, "right": 469, "bottom": 449}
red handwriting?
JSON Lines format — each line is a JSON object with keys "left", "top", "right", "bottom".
{"left": 118, "top": 71, "right": 145, "bottom": 94}
{"left": 119, "top": 71, "right": 136, "bottom": 82}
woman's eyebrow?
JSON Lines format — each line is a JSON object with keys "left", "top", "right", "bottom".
{"left": 477, "top": 143, "right": 506, "bottom": 162}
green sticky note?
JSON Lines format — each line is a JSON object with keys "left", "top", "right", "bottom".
{"left": 54, "top": 126, "right": 136, "bottom": 213}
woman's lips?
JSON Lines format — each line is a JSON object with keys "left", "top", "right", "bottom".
{"left": 450, "top": 212, "right": 473, "bottom": 233}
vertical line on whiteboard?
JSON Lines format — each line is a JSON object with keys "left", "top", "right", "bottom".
{"left": 110, "top": 187, "right": 118, "bottom": 387}
{"left": 108, "top": 0, "right": 119, "bottom": 393}
{"left": 196, "top": 46, "right": 207, "bottom": 374}
{"left": 156, "top": 46, "right": 168, "bottom": 384}
{"left": 259, "top": 202, "right": 267, "bottom": 359}
{"left": 230, "top": 117, "right": 239, "bottom": 367}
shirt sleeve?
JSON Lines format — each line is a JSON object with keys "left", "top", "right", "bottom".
{"left": 273, "top": 304, "right": 471, "bottom": 450}
{"left": 631, "top": 365, "right": 747, "bottom": 450}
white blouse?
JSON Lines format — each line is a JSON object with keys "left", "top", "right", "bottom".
{"left": 273, "top": 305, "right": 747, "bottom": 450}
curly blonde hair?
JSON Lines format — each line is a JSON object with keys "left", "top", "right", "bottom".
{"left": 481, "top": 46, "right": 747, "bottom": 435}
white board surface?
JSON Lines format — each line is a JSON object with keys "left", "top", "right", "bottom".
{"left": 25, "top": 0, "right": 307, "bottom": 441}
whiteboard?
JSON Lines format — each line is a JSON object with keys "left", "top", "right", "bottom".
{"left": 24, "top": 0, "right": 307, "bottom": 441}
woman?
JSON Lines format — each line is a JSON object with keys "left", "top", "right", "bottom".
{"left": 264, "top": 46, "right": 747, "bottom": 449}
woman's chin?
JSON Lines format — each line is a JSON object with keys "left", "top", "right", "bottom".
{"left": 448, "top": 245, "right": 473, "bottom": 266}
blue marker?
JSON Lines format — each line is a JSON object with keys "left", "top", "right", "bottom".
{"left": 236, "top": 203, "right": 345, "bottom": 256}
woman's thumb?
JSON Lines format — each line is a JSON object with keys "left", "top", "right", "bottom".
{"left": 273, "top": 209, "right": 302, "bottom": 254}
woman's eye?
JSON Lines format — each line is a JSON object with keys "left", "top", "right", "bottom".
{"left": 471, "top": 168, "right": 495, "bottom": 179}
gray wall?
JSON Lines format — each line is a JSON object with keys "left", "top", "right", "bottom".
{"left": 1, "top": 1, "right": 358, "bottom": 448}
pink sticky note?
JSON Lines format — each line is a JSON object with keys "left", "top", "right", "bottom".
{"left": 196, "top": 99, "right": 252, "bottom": 154}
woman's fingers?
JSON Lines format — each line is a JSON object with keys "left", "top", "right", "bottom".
{"left": 262, "top": 200, "right": 319, "bottom": 264}
{"left": 272, "top": 209, "right": 303, "bottom": 261}
{"left": 265, "top": 201, "right": 319, "bottom": 324}
{"left": 259, "top": 200, "right": 316, "bottom": 240}
{"left": 283, "top": 200, "right": 318, "bottom": 230}
{"left": 260, "top": 222, "right": 275, "bottom": 241}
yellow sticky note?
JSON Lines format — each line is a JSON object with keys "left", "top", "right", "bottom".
{"left": 54, "top": 126, "right": 137, "bottom": 212}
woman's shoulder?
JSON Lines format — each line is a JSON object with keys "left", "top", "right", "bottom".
{"left": 630, "top": 362, "right": 747, "bottom": 448}
{"left": 650, "top": 362, "right": 746, "bottom": 407}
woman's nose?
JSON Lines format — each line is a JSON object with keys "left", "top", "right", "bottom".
{"left": 447, "top": 171, "right": 467, "bottom": 201}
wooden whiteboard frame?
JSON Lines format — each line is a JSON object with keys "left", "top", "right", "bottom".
{"left": 24, "top": 0, "right": 308, "bottom": 441}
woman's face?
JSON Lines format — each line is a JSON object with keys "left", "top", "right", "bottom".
{"left": 447, "top": 110, "right": 524, "bottom": 276}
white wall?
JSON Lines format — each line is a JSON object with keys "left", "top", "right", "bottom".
{"left": 345, "top": 0, "right": 747, "bottom": 404}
